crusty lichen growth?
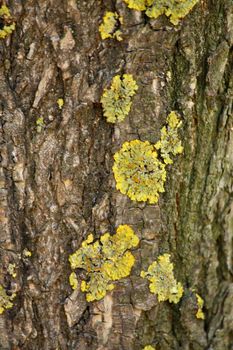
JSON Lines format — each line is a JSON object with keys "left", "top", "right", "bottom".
{"left": 155, "top": 111, "right": 183, "bottom": 164}
{"left": 0, "top": 285, "right": 16, "bottom": 314}
{"left": 99, "top": 11, "right": 123, "bottom": 41}
{"left": 141, "top": 254, "right": 183, "bottom": 303}
{"left": 0, "top": 5, "right": 15, "bottom": 39}
{"left": 124, "top": 0, "right": 199, "bottom": 25}
{"left": 113, "top": 112, "right": 183, "bottom": 203}
{"left": 101, "top": 74, "right": 138, "bottom": 123}
{"left": 143, "top": 346, "right": 156, "bottom": 350}
{"left": 124, "top": 0, "right": 147, "bottom": 11}
{"left": 195, "top": 293, "right": 205, "bottom": 319}
{"left": 7, "top": 264, "right": 16, "bottom": 278}
{"left": 113, "top": 140, "right": 166, "bottom": 204}
{"left": 69, "top": 225, "right": 139, "bottom": 302}
{"left": 57, "top": 98, "right": 64, "bottom": 109}
{"left": 69, "top": 272, "right": 78, "bottom": 290}
{"left": 36, "top": 116, "right": 45, "bottom": 133}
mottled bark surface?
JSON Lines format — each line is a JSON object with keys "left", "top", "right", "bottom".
{"left": 0, "top": 0, "right": 232, "bottom": 349}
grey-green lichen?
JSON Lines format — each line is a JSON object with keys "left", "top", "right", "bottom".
{"left": 101, "top": 74, "right": 138, "bottom": 123}
{"left": 99, "top": 11, "right": 123, "bottom": 41}
{"left": 0, "top": 5, "right": 15, "bottom": 39}
{"left": 0, "top": 285, "right": 16, "bottom": 314}
{"left": 123, "top": 0, "right": 199, "bottom": 25}
{"left": 36, "top": 117, "right": 45, "bottom": 133}
{"left": 141, "top": 253, "right": 183, "bottom": 303}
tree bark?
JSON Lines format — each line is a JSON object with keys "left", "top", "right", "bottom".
{"left": 0, "top": 0, "right": 232, "bottom": 349}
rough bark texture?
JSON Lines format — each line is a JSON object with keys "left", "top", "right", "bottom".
{"left": 0, "top": 0, "right": 232, "bottom": 349}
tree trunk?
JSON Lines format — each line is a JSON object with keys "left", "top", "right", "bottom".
{"left": 0, "top": 0, "right": 232, "bottom": 349}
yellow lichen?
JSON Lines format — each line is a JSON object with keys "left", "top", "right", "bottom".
{"left": 113, "top": 140, "right": 166, "bottom": 204}
{"left": 69, "top": 272, "right": 78, "bottom": 290}
{"left": 99, "top": 11, "right": 123, "bottom": 41}
{"left": 69, "top": 225, "right": 139, "bottom": 302}
{"left": 57, "top": 98, "right": 64, "bottom": 109}
{"left": 141, "top": 254, "right": 183, "bottom": 303}
{"left": 7, "top": 264, "right": 16, "bottom": 278}
{"left": 155, "top": 111, "right": 183, "bottom": 164}
{"left": 36, "top": 117, "right": 45, "bottom": 133}
{"left": 0, "top": 285, "right": 16, "bottom": 314}
{"left": 101, "top": 74, "right": 138, "bottom": 123}
{"left": 124, "top": 0, "right": 147, "bottom": 11}
{"left": 143, "top": 346, "right": 156, "bottom": 350}
{"left": 112, "top": 112, "right": 182, "bottom": 203}
{"left": 195, "top": 293, "right": 205, "bottom": 319}
{"left": 23, "top": 249, "right": 32, "bottom": 257}
{"left": 124, "top": 0, "right": 199, "bottom": 25}
{"left": 0, "top": 5, "right": 15, "bottom": 39}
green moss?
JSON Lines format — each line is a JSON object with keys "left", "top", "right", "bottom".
{"left": 69, "top": 225, "right": 139, "bottom": 302}
{"left": 99, "top": 11, "right": 123, "bottom": 41}
{"left": 101, "top": 74, "right": 138, "bottom": 123}
{"left": 0, "top": 285, "right": 16, "bottom": 314}
{"left": 123, "top": 0, "right": 199, "bottom": 25}
{"left": 113, "top": 140, "right": 166, "bottom": 204}
{"left": 141, "top": 254, "right": 183, "bottom": 304}
{"left": 0, "top": 5, "right": 15, "bottom": 39}
{"left": 155, "top": 111, "right": 183, "bottom": 164}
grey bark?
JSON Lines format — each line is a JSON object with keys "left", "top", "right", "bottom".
{"left": 0, "top": 0, "right": 232, "bottom": 349}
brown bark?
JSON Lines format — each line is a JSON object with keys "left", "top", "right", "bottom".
{"left": 0, "top": 0, "right": 232, "bottom": 349}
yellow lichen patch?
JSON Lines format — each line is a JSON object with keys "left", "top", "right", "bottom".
{"left": 57, "top": 98, "right": 64, "bottom": 109}
{"left": 124, "top": 0, "right": 199, "bottom": 25}
{"left": 143, "top": 346, "right": 156, "bottom": 350}
{"left": 124, "top": 0, "right": 147, "bottom": 11}
{"left": 141, "top": 254, "right": 183, "bottom": 304}
{"left": 155, "top": 111, "right": 183, "bottom": 164}
{"left": 99, "top": 11, "right": 123, "bottom": 41}
{"left": 101, "top": 74, "right": 138, "bottom": 123}
{"left": 195, "top": 293, "right": 205, "bottom": 319}
{"left": 113, "top": 140, "right": 166, "bottom": 204}
{"left": 0, "top": 5, "right": 15, "bottom": 39}
{"left": 0, "top": 285, "right": 16, "bottom": 314}
{"left": 36, "top": 117, "right": 45, "bottom": 133}
{"left": 69, "top": 272, "right": 78, "bottom": 290}
{"left": 7, "top": 264, "right": 16, "bottom": 278}
{"left": 23, "top": 248, "right": 32, "bottom": 257}
{"left": 69, "top": 225, "right": 139, "bottom": 302}
{"left": 146, "top": 0, "right": 199, "bottom": 25}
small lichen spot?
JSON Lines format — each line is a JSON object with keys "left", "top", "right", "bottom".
{"left": 196, "top": 293, "right": 205, "bottom": 319}
{"left": 0, "top": 5, "right": 15, "bottom": 39}
{"left": 57, "top": 98, "right": 64, "bottom": 109}
{"left": 0, "top": 285, "right": 16, "bottom": 314}
{"left": 101, "top": 74, "right": 138, "bottom": 123}
{"left": 141, "top": 254, "right": 183, "bottom": 304}
{"left": 99, "top": 11, "right": 123, "bottom": 41}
